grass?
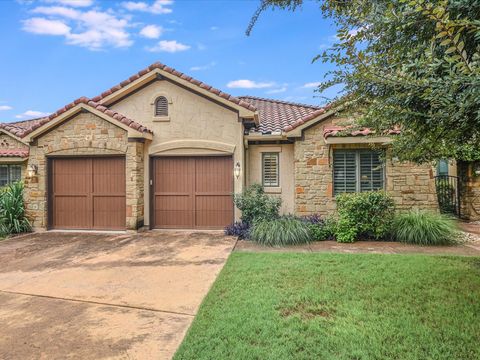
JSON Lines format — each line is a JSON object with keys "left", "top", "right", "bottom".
{"left": 174, "top": 252, "right": 480, "bottom": 360}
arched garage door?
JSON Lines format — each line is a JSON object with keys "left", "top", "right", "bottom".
{"left": 48, "top": 157, "right": 126, "bottom": 230}
{"left": 152, "top": 156, "right": 234, "bottom": 229}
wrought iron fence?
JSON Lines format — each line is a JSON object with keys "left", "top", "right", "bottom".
{"left": 434, "top": 175, "right": 460, "bottom": 217}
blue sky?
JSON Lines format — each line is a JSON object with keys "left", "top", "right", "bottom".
{"left": 0, "top": 0, "right": 341, "bottom": 122}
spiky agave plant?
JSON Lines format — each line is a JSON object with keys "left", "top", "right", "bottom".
{"left": 0, "top": 181, "right": 31, "bottom": 236}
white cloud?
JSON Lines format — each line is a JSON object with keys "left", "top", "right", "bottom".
{"left": 139, "top": 24, "right": 163, "bottom": 39}
{"left": 24, "top": 7, "right": 133, "bottom": 49}
{"left": 146, "top": 39, "right": 189, "bottom": 52}
{"left": 190, "top": 61, "right": 216, "bottom": 71}
{"left": 0, "top": 105, "right": 12, "bottom": 111}
{"left": 266, "top": 87, "right": 287, "bottom": 94}
{"left": 44, "top": 0, "right": 94, "bottom": 7}
{"left": 22, "top": 17, "right": 71, "bottom": 35}
{"left": 15, "top": 110, "right": 50, "bottom": 119}
{"left": 227, "top": 80, "right": 275, "bottom": 89}
{"left": 33, "top": 6, "right": 79, "bottom": 18}
{"left": 122, "top": 0, "right": 173, "bottom": 14}
{"left": 210, "top": 26, "right": 218, "bottom": 31}
{"left": 302, "top": 82, "right": 322, "bottom": 88}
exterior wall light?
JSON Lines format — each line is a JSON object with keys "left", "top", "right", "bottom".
{"left": 27, "top": 164, "right": 38, "bottom": 178}
{"left": 234, "top": 162, "right": 241, "bottom": 179}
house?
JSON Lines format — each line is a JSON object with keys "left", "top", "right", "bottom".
{"left": 0, "top": 62, "right": 444, "bottom": 231}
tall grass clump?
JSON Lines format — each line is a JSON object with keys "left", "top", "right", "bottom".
{"left": 250, "top": 216, "right": 311, "bottom": 246}
{"left": 392, "top": 210, "right": 459, "bottom": 245}
{"left": 0, "top": 181, "right": 31, "bottom": 236}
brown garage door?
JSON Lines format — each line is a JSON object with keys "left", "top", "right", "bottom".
{"left": 49, "top": 157, "right": 126, "bottom": 230}
{"left": 152, "top": 156, "right": 233, "bottom": 229}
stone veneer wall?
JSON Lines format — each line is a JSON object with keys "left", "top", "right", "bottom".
{"left": 0, "top": 134, "right": 28, "bottom": 150}
{"left": 24, "top": 112, "right": 145, "bottom": 230}
{"left": 294, "top": 120, "right": 438, "bottom": 216}
{"left": 459, "top": 161, "right": 480, "bottom": 221}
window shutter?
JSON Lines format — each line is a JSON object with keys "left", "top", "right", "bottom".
{"left": 333, "top": 151, "right": 357, "bottom": 194}
{"left": 262, "top": 153, "right": 279, "bottom": 187}
{"left": 360, "top": 151, "right": 384, "bottom": 191}
{"left": 155, "top": 96, "right": 168, "bottom": 116}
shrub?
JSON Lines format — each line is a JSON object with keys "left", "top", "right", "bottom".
{"left": 233, "top": 184, "right": 281, "bottom": 225}
{"left": 335, "top": 191, "right": 395, "bottom": 243}
{"left": 392, "top": 210, "right": 459, "bottom": 245}
{"left": 300, "top": 214, "right": 336, "bottom": 241}
{"left": 309, "top": 217, "right": 337, "bottom": 241}
{"left": 224, "top": 221, "right": 250, "bottom": 239}
{"left": 250, "top": 216, "right": 311, "bottom": 246}
{"left": 0, "top": 182, "right": 31, "bottom": 236}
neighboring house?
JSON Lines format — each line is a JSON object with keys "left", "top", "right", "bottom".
{"left": 0, "top": 62, "right": 442, "bottom": 231}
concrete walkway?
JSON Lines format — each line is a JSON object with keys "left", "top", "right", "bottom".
{"left": 0, "top": 231, "right": 236, "bottom": 359}
{"left": 235, "top": 239, "right": 480, "bottom": 256}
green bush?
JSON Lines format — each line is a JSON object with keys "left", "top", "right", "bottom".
{"left": 392, "top": 210, "right": 459, "bottom": 245}
{"left": 250, "top": 216, "right": 311, "bottom": 246}
{"left": 0, "top": 181, "right": 31, "bottom": 236}
{"left": 233, "top": 184, "right": 281, "bottom": 225}
{"left": 335, "top": 191, "right": 395, "bottom": 243}
{"left": 308, "top": 217, "right": 337, "bottom": 241}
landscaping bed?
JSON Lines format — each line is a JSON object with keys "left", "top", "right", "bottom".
{"left": 174, "top": 252, "right": 480, "bottom": 360}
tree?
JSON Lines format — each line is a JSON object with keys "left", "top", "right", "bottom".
{"left": 247, "top": 0, "right": 480, "bottom": 163}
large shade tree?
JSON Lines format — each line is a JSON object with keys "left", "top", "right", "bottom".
{"left": 247, "top": 0, "right": 480, "bottom": 163}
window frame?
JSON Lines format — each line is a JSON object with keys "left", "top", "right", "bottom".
{"left": 333, "top": 149, "right": 385, "bottom": 195}
{"left": 0, "top": 164, "right": 22, "bottom": 187}
{"left": 262, "top": 152, "right": 280, "bottom": 188}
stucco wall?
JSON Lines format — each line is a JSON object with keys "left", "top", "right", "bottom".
{"left": 247, "top": 144, "right": 295, "bottom": 214}
{"left": 24, "top": 112, "right": 145, "bottom": 230}
{"left": 294, "top": 119, "right": 438, "bottom": 216}
{"left": 110, "top": 79, "right": 244, "bottom": 224}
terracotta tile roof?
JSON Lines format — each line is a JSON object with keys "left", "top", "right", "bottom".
{"left": 0, "top": 97, "right": 153, "bottom": 138}
{"left": 239, "top": 96, "right": 331, "bottom": 134}
{"left": 323, "top": 125, "right": 401, "bottom": 139}
{"left": 0, "top": 148, "right": 29, "bottom": 158}
{"left": 92, "top": 62, "right": 257, "bottom": 112}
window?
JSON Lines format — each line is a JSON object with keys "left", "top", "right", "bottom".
{"left": 154, "top": 96, "right": 168, "bottom": 116}
{"left": 262, "top": 153, "right": 279, "bottom": 187}
{"left": 333, "top": 150, "right": 384, "bottom": 194}
{"left": 437, "top": 159, "right": 449, "bottom": 176}
{"left": 0, "top": 165, "right": 22, "bottom": 187}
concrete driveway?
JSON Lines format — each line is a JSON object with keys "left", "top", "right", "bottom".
{"left": 0, "top": 231, "right": 236, "bottom": 359}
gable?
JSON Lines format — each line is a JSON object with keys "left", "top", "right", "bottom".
{"left": 95, "top": 63, "right": 257, "bottom": 119}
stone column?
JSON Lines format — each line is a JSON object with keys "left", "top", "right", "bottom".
{"left": 126, "top": 139, "right": 145, "bottom": 230}
{"left": 459, "top": 161, "right": 480, "bottom": 220}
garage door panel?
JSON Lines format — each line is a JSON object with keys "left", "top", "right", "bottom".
{"left": 53, "top": 158, "right": 90, "bottom": 194}
{"left": 93, "top": 196, "right": 126, "bottom": 230}
{"left": 153, "top": 156, "right": 233, "bottom": 229}
{"left": 154, "top": 157, "right": 193, "bottom": 193}
{"left": 93, "top": 158, "right": 125, "bottom": 194}
{"left": 53, "top": 195, "right": 89, "bottom": 229}
{"left": 195, "top": 195, "right": 233, "bottom": 228}
{"left": 195, "top": 157, "right": 233, "bottom": 193}
{"left": 50, "top": 157, "right": 126, "bottom": 230}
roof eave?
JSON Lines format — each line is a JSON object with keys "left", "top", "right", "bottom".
{"left": 324, "top": 136, "right": 392, "bottom": 145}
{"left": 283, "top": 106, "right": 343, "bottom": 137}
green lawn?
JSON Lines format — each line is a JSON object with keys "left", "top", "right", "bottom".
{"left": 174, "top": 252, "right": 480, "bottom": 360}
